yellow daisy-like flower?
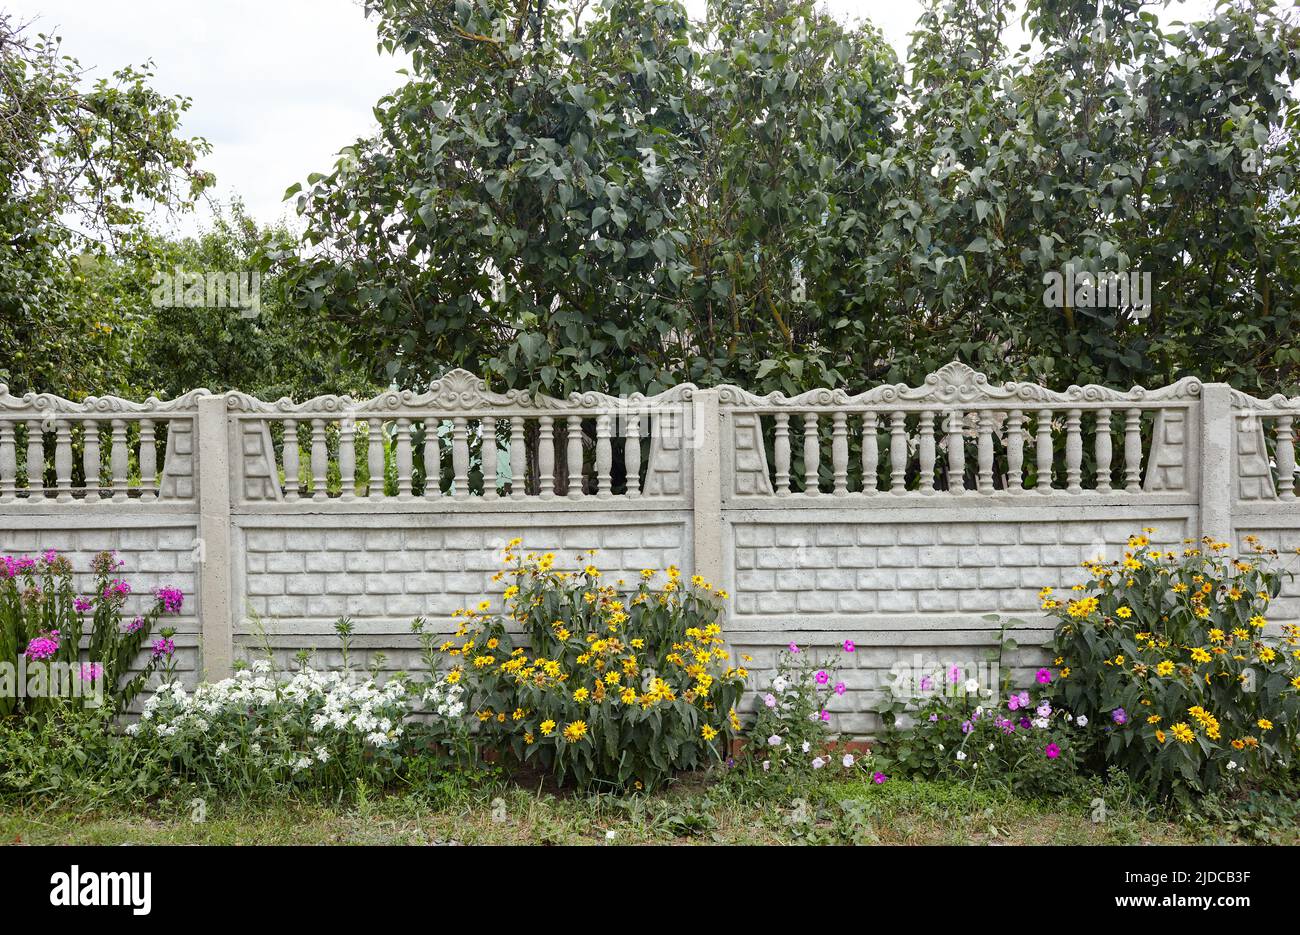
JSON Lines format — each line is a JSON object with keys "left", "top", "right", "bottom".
{"left": 1156, "top": 660, "right": 1175, "bottom": 677}
{"left": 1189, "top": 647, "right": 1212, "bottom": 664}
{"left": 1116, "top": 606, "right": 1132, "bottom": 619}
{"left": 572, "top": 687, "right": 589, "bottom": 702}
{"left": 562, "top": 721, "right": 588, "bottom": 742}
{"left": 540, "top": 719, "right": 556, "bottom": 736}
{"left": 1170, "top": 723, "right": 1195, "bottom": 743}
{"left": 701, "top": 724, "right": 718, "bottom": 741}
{"left": 1155, "top": 729, "right": 1166, "bottom": 744}
{"left": 1257, "top": 718, "right": 1273, "bottom": 731}
{"left": 1249, "top": 615, "right": 1267, "bottom": 629}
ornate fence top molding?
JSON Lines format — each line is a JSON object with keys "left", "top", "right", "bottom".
{"left": 716, "top": 361, "right": 1203, "bottom": 410}
{"left": 224, "top": 369, "right": 697, "bottom": 417}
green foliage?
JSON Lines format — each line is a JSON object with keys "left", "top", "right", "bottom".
{"left": 1045, "top": 532, "right": 1300, "bottom": 800}
{"left": 0, "top": 703, "right": 165, "bottom": 804}
{"left": 290, "top": 0, "right": 1300, "bottom": 397}
{"left": 0, "top": 15, "right": 213, "bottom": 396}
{"left": 439, "top": 545, "right": 746, "bottom": 790}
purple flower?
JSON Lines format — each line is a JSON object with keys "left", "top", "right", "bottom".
{"left": 103, "top": 579, "right": 131, "bottom": 600}
{"left": 155, "top": 587, "right": 184, "bottom": 613}
{"left": 815, "top": 670, "right": 829, "bottom": 685}
{"left": 763, "top": 693, "right": 777, "bottom": 708}
{"left": 928, "top": 713, "right": 939, "bottom": 722}
{"left": 121, "top": 616, "right": 144, "bottom": 634}
{"left": 1045, "top": 743, "right": 1061, "bottom": 759}
{"left": 843, "top": 640, "right": 856, "bottom": 653}
{"left": 920, "top": 676, "right": 933, "bottom": 692}
{"left": 948, "top": 665, "right": 962, "bottom": 684}
{"left": 834, "top": 681, "right": 846, "bottom": 696}
{"left": 1035, "top": 668, "right": 1053, "bottom": 685}
{"left": 819, "top": 710, "right": 831, "bottom": 722}
{"left": 961, "top": 720, "right": 973, "bottom": 734}
{"left": 872, "top": 771, "right": 887, "bottom": 784}
{"left": 41, "top": 549, "right": 58, "bottom": 564}
{"left": 151, "top": 637, "right": 176, "bottom": 659}
{"left": 79, "top": 662, "right": 104, "bottom": 682}
{"left": 788, "top": 642, "right": 800, "bottom": 654}
{"left": 24, "top": 634, "right": 60, "bottom": 661}
{"left": 1111, "top": 708, "right": 1127, "bottom": 725}
{"left": 73, "top": 596, "right": 93, "bottom": 613}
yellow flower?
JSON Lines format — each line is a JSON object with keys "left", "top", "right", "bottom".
{"left": 1116, "top": 606, "right": 1132, "bottom": 619}
{"left": 540, "top": 719, "right": 556, "bottom": 735}
{"left": 1257, "top": 718, "right": 1273, "bottom": 731}
{"left": 1170, "top": 723, "right": 1195, "bottom": 743}
{"left": 701, "top": 724, "right": 718, "bottom": 741}
{"left": 1189, "top": 647, "right": 1211, "bottom": 664}
{"left": 1249, "top": 615, "right": 1267, "bottom": 629}
{"left": 572, "top": 687, "right": 589, "bottom": 702}
{"left": 563, "top": 721, "right": 588, "bottom": 742}
{"left": 1155, "top": 660, "right": 1175, "bottom": 677}
{"left": 1155, "top": 729, "right": 1166, "bottom": 744}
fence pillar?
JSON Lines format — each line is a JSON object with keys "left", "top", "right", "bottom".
{"left": 1198, "top": 383, "right": 1234, "bottom": 541}
{"left": 195, "top": 394, "right": 234, "bottom": 679}
{"left": 691, "top": 389, "right": 725, "bottom": 588}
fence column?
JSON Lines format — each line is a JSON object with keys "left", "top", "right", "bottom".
{"left": 691, "top": 389, "right": 725, "bottom": 588}
{"left": 196, "top": 394, "right": 234, "bottom": 679}
{"left": 1198, "top": 383, "right": 1234, "bottom": 540}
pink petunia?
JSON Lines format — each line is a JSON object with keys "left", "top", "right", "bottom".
{"left": 1035, "top": 668, "right": 1053, "bottom": 685}
{"left": 1044, "top": 743, "right": 1061, "bottom": 759}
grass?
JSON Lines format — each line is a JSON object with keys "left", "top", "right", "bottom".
{"left": 3, "top": 771, "right": 1286, "bottom": 845}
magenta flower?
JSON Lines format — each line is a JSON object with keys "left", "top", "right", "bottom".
{"left": 151, "top": 637, "right": 176, "bottom": 659}
{"left": 1044, "top": 743, "right": 1061, "bottom": 759}
{"left": 815, "top": 670, "right": 829, "bottom": 685}
{"left": 121, "top": 616, "right": 144, "bottom": 634}
{"left": 155, "top": 586, "right": 184, "bottom": 613}
{"left": 843, "top": 640, "right": 856, "bottom": 653}
{"left": 41, "top": 549, "right": 58, "bottom": 564}
{"left": 79, "top": 662, "right": 104, "bottom": 682}
{"left": 73, "top": 596, "right": 93, "bottom": 613}
{"left": 1035, "top": 668, "right": 1053, "bottom": 685}
{"left": 948, "top": 665, "right": 962, "bottom": 684}
{"left": 834, "top": 681, "right": 847, "bottom": 696}
{"left": 819, "top": 710, "right": 831, "bottom": 722}
{"left": 24, "top": 634, "right": 60, "bottom": 661}
{"left": 920, "top": 676, "right": 933, "bottom": 692}
{"left": 872, "top": 771, "right": 887, "bottom": 784}
{"left": 1007, "top": 694, "right": 1021, "bottom": 711}
{"left": 103, "top": 579, "right": 131, "bottom": 600}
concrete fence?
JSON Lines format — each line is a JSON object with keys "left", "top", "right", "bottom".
{"left": 4, "top": 361, "right": 1300, "bottom": 730}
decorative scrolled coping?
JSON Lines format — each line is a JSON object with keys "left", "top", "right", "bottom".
{"left": 717, "top": 361, "right": 1203, "bottom": 410}
{"left": 224, "top": 369, "right": 700, "bottom": 417}
{"left": 0, "top": 384, "right": 209, "bottom": 417}
{"left": 1228, "top": 388, "right": 1300, "bottom": 412}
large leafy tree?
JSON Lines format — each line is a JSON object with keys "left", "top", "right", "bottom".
{"left": 0, "top": 15, "right": 213, "bottom": 396}
{"left": 288, "top": 0, "right": 900, "bottom": 395}
{"left": 292, "top": 0, "right": 1300, "bottom": 396}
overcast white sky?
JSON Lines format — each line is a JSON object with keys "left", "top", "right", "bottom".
{"left": 4, "top": 0, "right": 1219, "bottom": 236}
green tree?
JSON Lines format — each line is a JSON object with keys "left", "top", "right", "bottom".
{"left": 291, "top": 0, "right": 1300, "bottom": 396}
{"left": 0, "top": 15, "right": 213, "bottom": 396}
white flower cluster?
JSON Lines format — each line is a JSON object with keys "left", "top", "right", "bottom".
{"left": 132, "top": 662, "right": 423, "bottom": 750}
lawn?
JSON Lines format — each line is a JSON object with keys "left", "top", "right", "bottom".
{"left": 3, "top": 775, "right": 1287, "bottom": 846}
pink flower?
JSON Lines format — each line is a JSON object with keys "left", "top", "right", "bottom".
{"left": 834, "top": 681, "right": 846, "bottom": 695}
{"left": 788, "top": 642, "right": 800, "bottom": 654}
{"left": 42, "top": 549, "right": 58, "bottom": 564}
{"left": 79, "top": 662, "right": 104, "bottom": 682}
{"left": 763, "top": 693, "right": 777, "bottom": 708}
{"left": 121, "top": 616, "right": 144, "bottom": 634}
{"left": 815, "top": 670, "right": 829, "bottom": 685}
{"left": 24, "top": 633, "right": 59, "bottom": 661}
{"left": 1035, "top": 668, "right": 1053, "bottom": 685}
{"left": 155, "top": 587, "right": 184, "bottom": 613}
{"left": 151, "top": 637, "right": 175, "bottom": 659}
{"left": 1044, "top": 743, "right": 1061, "bottom": 759}
{"left": 843, "top": 640, "right": 855, "bottom": 653}
{"left": 948, "top": 665, "right": 961, "bottom": 684}
{"left": 73, "top": 596, "right": 93, "bottom": 613}
{"left": 819, "top": 710, "right": 831, "bottom": 722}
{"left": 872, "top": 771, "right": 887, "bottom": 784}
